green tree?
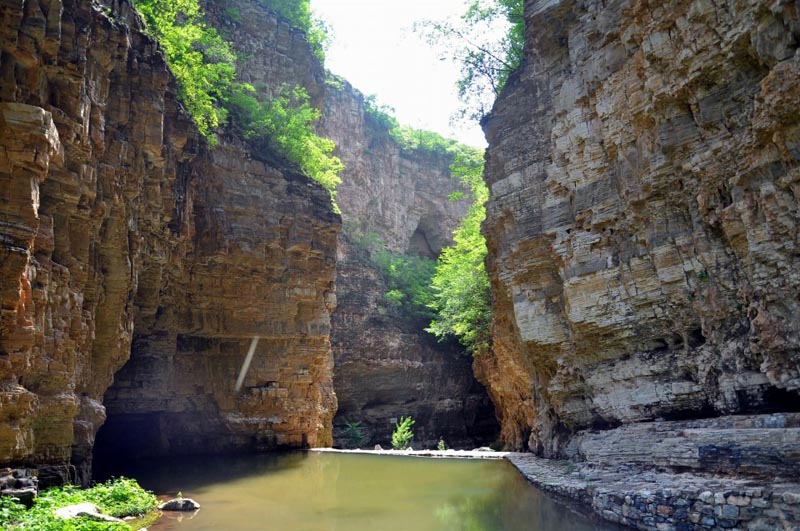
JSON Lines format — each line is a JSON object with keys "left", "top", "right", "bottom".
{"left": 391, "top": 416, "right": 415, "bottom": 450}
{"left": 342, "top": 420, "right": 368, "bottom": 449}
{"left": 417, "top": 0, "right": 524, "bottom": 121}
{"left": 134, "top": 0, "right": 237, "bottom": 142}
{"left": 427, "top": 150, "right": 492, "bottom": 355}
{"left": 229, "top": 84, "right": 343, "bottom": 206}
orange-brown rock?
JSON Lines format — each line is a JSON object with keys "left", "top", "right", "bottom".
{"left": 202, "top": 0, "right": 500, "bottom": 449}
{"left": 0, "top": 0, "right": 338, "bottom": 484}
{"left": 482, "top": 0, "right": 800, "bottom": 456}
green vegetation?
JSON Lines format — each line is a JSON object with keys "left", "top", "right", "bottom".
{"left": 391, "top": 416, "right": 415, "bottom": 450}
{"left": 229, "top": 84, "right": 343, "bottom": 203}
{"left": 133, "top": 0, "right": 236, "bottom": 141}
{"left": 363, "top": 95, "right": 474, "bottom": 158}
{"left": 427, "top": 150, "right": 492, "bottom": 355}
{"left": 342, "top": 420, "right": 368, "bottom": 449}
{"left": 373, "top": 251, "right": 437, "bottom": 321}
{"left": 131, "top": 0, "right": 341, "bottom": 205}
{"left": 437, "top": 438, "right": 447, "bottom": 451}
{"left": 417, "top": 0, "right": 524, "bottom": 121}
{"left": 343, "top": 220, "right": 437, "bottom": 321}
{"left": 0, "top": 478, "right": 157, "bottom": 530}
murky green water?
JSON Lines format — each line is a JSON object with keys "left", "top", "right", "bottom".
{"left": 107, "top": 452, "right": 613, "bottom": 531}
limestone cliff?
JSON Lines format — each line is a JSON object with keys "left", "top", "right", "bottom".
{"left": 0, "top": 0, "right": 338, "bottom": 484}
{"left": 200, "top": 0, "right": 499, "bottom": 449}
{"left": 320, "top": 89, "right": 499, "bottom": 447}
{"left": 482, "top": 0, "right": 800, "bottom": 456}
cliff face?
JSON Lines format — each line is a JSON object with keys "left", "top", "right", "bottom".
{"left": 320, "top": 88, "right": 499, "bottom": 447}
{"left": 0, "top": 0, "right": 338, "bottom": 483}
{"left": 200, "top": 0, "right": 500, "bottom": 449}
{"left": 483, "top": 0, "right": 800, "bottom": 455}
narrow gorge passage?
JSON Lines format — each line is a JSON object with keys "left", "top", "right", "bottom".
{"left": 2, "top": 0, "right": 800, "bottom": 530}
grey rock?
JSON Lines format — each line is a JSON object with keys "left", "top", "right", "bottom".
{"left": 54, "top": 503, "right": 123, "bottom": 522}
{"left": 158, "top": 498, "right": 200, "bottom": 511}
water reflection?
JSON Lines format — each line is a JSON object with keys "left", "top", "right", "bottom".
{"left": 99, "top": 452, "right": 613, "bottom": 531}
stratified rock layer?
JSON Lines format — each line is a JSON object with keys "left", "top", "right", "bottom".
{"left": 319, "top": 85, "right": 499, "bottom": 449}
{"left": 0, "top": 0, "right": 337, "bottom": 482}
{"left": 482, "top": 0, "right": 800, "bottom": 455}
{"left": 201, "top": 0, "right": 500, "bottom": 449}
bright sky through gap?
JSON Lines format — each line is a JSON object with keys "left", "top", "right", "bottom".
{"left": 311, "top": 0, "right": 487, "bottom": 148}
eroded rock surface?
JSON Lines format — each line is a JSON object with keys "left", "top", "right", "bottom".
{"left": 482, "top": 0, "right": 800, "bottom": 457}
{"left": 0, "top": 0, "right": 337, "bottom": 481}
{"left": 203, "top": 0, "right": 500, "bottom": 449}
{"left": 321, "top": 87, "right": 500, "bottom": 449}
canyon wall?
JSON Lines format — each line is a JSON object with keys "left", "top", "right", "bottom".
{"left": 0, "top": 0, "right": 338, "bottom": 484}
{"left": 482, "top": 0, "right": 800, "bottom": 455}
{"left": 200, "top": 0, "right": 499, "bottom": 449}
{"left": 320, "top": 89, "right": 499, "bottom": 448}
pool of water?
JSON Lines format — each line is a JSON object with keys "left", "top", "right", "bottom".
{"left": 101, "top": 452, "right": 614, "bottom": 530}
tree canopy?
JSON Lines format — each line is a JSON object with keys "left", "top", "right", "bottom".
{"left": 427, "top": 150, "right": 492, "bottom": 354}
{"left": 131, "top": 0, "right": 341, "bottom": 206}
{"left": 418, "top": 0, "right": 524, "bottom": 121}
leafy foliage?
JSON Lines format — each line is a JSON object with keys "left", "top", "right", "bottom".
{"left": 391, "top": 416, "right": 415, "bottom": 450}
{"left": 417, "top": 0, "right": 524, "bottom": 121}
{"left": 427, "top": 150, "right": 492, "bottom": 355}
{"left": 373, "top": 251, "right": 437, "bottom": 321}
{"left": 363, "top": 95, "right": 476, "bottom": 157}
{"left": 133, "top": 0, "right": 236, "bottom": 143}
{"left": 341, "top": 420, "right": 368, "bottom": 449}
{"left": 2, "top": 478, "right": 157, "bottom": 530}
{"left": 0, "top": 496, "right": 26, "bottom": 526}
{"left": 229, "top": 84, "right": 343, "bottom": 203}
{"left": 437, "top": 438, "right": 447, "bottom": 451}
{"left": 131, "top": 0, "right": 342, "bottom": 206}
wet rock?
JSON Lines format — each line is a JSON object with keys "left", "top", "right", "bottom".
{"left": 158, "top": 498, "right": 200, "bottom": 512}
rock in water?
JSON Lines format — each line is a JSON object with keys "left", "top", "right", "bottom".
{"left": 158, "top": 498, "right": 201, "bottom": 511}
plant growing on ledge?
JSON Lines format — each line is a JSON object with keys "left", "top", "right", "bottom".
{"left": 130, "top": 0, "right": 342, "bottom": 207}
{"left": 427, "top": 150, "right": 492, "bottom": 355}
{"left": 342, "top": 420, "right": 368, "bottom": 449}
{"left": 391, "top": 416, "right": 415, "bottom": 450}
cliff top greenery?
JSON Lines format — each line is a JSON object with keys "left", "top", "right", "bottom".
{"left": 418, "top": 0, "right": 524, "bottom": 121}
{"left": 256, "top": 0, "right": 328, "bottom": 62}
{"left": 363, "top": 94, "right": 478, "bottom": 159}
{"left": 131, "top": 0, "right": 342, "bottom": 207}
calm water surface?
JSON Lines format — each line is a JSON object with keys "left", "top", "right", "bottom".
{"left": 107, "top": 452, "right": 613, "bottom": 531}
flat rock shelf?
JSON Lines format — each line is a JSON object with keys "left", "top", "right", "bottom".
{"left": 505, "top": 454, "right": 800, "bottom": 531}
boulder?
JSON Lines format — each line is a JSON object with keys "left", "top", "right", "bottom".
{"left": 158, "top": 498, "right": 200, "bottom": 511}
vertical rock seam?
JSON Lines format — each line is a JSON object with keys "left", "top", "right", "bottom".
{"left": 0, "top": 0, "right": 338, "bottom": 484}
{"left": 482, "top": 0, "right": 800, "bottom": 454}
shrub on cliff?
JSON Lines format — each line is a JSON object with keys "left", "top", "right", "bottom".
{"left": 133, "top": 0, "right": 236, "bottom": 141}
{"left": 130, "top": 0, "right": 342, "bottom": 206}
{"left": 229, "top": 84, "right": 343, "bottom": 203}
{"left": 427, "top": 150, "right": 492, "bottom": 355}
